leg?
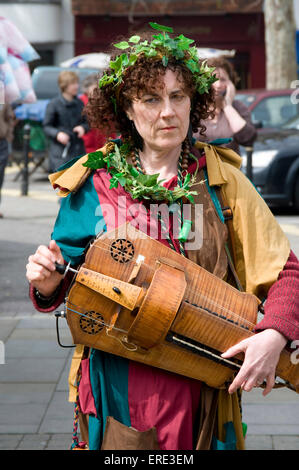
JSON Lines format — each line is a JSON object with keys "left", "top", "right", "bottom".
{"left": 0, "top": 139, "right": 9, "bottom": 211}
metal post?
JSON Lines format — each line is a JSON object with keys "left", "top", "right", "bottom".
{"left": 21, "top": 123, "right": 31, "bottom": 196}
{"left": 245, "top": 146, "right": 253, "bottom": 181}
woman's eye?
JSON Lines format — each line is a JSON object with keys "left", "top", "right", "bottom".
{"left": 144, "top": 97, "right": 159, "bottom": 104}
{"left": 172, "top": 94, "right": 184, "bottom": 101}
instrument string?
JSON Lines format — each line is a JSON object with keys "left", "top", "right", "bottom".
{"left": 63, "top": 302, "right": 293, "bottom": 392}
{"left": 66, "top": 300, "right": 129, "bottom": 334}
{"left": 82, "top": 241, "right": 256, "bottom": 329}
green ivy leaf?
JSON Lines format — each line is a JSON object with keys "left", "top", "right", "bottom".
{"left": 186, "top": 194, "right": 195, "bottom": 204}
{"left": 185, "top": 59, "right": 200, "bottom": 74}
{"left": 129, "top": 166, "right": 140, "bottom": 178}
{"left": 175, "top": 34, "right": 194, "bottom": 50}
{"left": 82, "top": 151, "right": 105, "bottom": 170}
{"left": 109, "top": 56, "right": 123, "bottom": 72}
{"left": 128, "top": 35, "right": 141, "bottom": 44}
{"left": 146, "top": 48, "right": 158, "bottom": 57}
{"left": 173, "top": 48, "right": 185, "bottom": 59}
{"left": 128, "top": 53, "right": 138, "bottom": 65}
{"left": 98, "top": 74, "right": 115, "bottom": 88}
{"left": 162, "top": 56, "right": 168, "bottom": 67}
{"left": 136, "top": 173, "right": 160, "bottom": 187}
{"left": 149, "top": 22, "right": 174, "bottom": 33}
{"left": 114, "top": 173, "right": 127, "bottom": 187}
{"left": 183, "top": 172, "right": 191, "bottom": 188}
{"left": 109, "top": 176, "right": 120, "bottom": 188}
{"left": 114, "top": 41, "right": 130, "bottom": 50}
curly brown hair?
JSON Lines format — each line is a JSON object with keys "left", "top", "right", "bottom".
{"left": 84, "top": 50, "right": 216, "bottom": 145}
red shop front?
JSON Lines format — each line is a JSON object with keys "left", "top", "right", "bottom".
{"left": 73, "top": 7, "right": 265, "bottom": 89}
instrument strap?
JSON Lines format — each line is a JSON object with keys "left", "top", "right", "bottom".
{"left": 214, "top": 186, "right": 244, "bottom": 292}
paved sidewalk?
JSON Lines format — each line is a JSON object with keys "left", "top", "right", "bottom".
{"left": 0, "top": 165, "right": 298, "bottom": 450}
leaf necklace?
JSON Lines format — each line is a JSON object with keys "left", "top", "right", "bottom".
{"left": 83, "top": 139, "right": 200, "bottom": 254}
{"left": 131, "top": 146, "right": 194, "bottom": 256}
{"left": 83, "top": 140, "right": 200, "bottom": 205}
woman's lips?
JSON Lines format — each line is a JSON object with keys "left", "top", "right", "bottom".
{"left": 161, "top": 127, "right": 177, "bottom": 131}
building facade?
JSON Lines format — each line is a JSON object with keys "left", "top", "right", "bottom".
{"left": 71, "top": 0, "right": 265, "bottom": 89}
{"left": 0, "top": 0, "right": 75, "bottom": 69}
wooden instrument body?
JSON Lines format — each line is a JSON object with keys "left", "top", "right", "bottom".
{"left": 65, "top": 223, "right": 299, "bottom": 392}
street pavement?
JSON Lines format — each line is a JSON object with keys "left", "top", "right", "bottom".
{"left": 0, "top": 163, "right": 298, "bottom": 450}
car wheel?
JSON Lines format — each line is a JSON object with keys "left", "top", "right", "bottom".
{"left": 294, "top": 176, "right": 299, "bottom": 212}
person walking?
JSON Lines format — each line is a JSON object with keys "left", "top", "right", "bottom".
{"left": 0, "top": 103, "right": 15, "bottom": 218}
{"left": 43, "top": 70, "right": 89, "bottom": 172}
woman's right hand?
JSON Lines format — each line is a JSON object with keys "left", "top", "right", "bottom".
{"left": 26, "top": 240, "right": 65, "bottom": 297}
{"left": 57, "top": 131, "right": 70, "bottom": 146}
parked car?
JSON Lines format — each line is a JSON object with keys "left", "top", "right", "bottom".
{"left": 236, "top": 89, "right": 299, "bottom": 130}
{"left": 31, "top": 65, "right": 100, "bottom": 101}
{"left": 240, "top": 125, "right": 299, "bottom": 211}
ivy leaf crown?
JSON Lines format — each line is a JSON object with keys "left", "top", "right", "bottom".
{"left": 99, "top": 22, "right": 218, "bottom": 96}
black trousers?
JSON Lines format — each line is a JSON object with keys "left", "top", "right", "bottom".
{"left": 0, "top": 139, "right": 9, "bottom": 205}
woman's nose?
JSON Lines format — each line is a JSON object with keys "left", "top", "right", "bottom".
{"left": 160, "top": 98, "right": 175, "bottom": 117}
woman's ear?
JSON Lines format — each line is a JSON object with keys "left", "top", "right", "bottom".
{"left": 126, "top": 106, "right": 134, "bottom": 122}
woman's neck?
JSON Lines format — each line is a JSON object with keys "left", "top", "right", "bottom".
{"left": 138, "top": 144, "right": 182, "bottom": 181}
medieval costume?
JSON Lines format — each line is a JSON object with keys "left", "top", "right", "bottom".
{"left": 29, "top": 139, "right": 299, "bottom": 450}
{"left": 27, "top": 24, "right": 299, "bottom": 451}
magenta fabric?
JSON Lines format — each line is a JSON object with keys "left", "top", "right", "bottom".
{"left": 78, "top": 358, "right": 97, "bottom": 416}
{"left": 127, "top": 361, "right": 202, "bottom": 450}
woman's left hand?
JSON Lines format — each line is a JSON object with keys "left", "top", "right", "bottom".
{"left": 221, "top": 329, "right": 288, "bottom": 396}
{"left": 223, "top": 80, "right": 236, "bottom": 107}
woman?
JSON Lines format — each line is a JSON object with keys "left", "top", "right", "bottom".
{"left": 26, "top": 25, "right": 299, "bottom": 450}
{"left": 195, "top": 56, "right": 257, "bottom": 154}
{"left": 43, "top": 70, "right": 89, "bottom": 172}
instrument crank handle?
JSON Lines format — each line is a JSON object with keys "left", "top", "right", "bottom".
{"left": 55, "top": 261, "right": 78, "bottom": 277}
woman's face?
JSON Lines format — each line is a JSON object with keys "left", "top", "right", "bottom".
{"left": 212, "top": 67, "right": 230, "bottom": 98}
{"left": 126, "top": 69, "right": 191, "bottom": 152}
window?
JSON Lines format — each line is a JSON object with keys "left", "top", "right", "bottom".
{"left": 235, "top": 93, "right": 257, "bottom": 108}
{"left": 251, "top": 95, "right": 299, "bottom": 128}
{"left": 32, "top": 68, "right": 100, "bottom": 100}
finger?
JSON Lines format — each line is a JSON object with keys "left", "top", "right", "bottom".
{"left": 36, "top": 245, "right": 56, "bottom": 263}
{"left": 27, "top": 269, "right": 48, "bottom": 283}
{"left": 27, "top": 260, "right": 53, "bottom": 277}
{"left": 49, "top": 240, "right": 64, "bottom": 263}
{"left": 227, "top": 367, "right": 249, "bottom": 394}
{"left": 262, "top": 373, "right": 276, "bottom": 397}
{"left": 221, "top": 340, "right": 246, "bottom": 358}
{"left": 31, "top": 252, "right": 56, "bottom": 272}
{"left": 241, "top": 376, "right": 257, "bottom": 392}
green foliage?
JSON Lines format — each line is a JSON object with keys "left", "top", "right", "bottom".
{"left": 98, "top": 22, "right": 217, "bottom": 95}
{"left": 83, "top": 142, "right": 200, "bottom": 204}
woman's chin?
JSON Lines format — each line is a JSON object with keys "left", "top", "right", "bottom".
{"left": 151, "top": 135, "right": 184, "bottom": 151}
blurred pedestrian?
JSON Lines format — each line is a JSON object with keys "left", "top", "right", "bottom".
{"left": 79, "top": 73, "right": 116, "bottom": 152}
{"left": 43, "top": 70, "right": 89, "bottom": 172}
{"left": 0, "top": 103, "right": 15, "bottom": 218}
{"left": 196, "top": 56, "right": 257, "bottom": 153}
